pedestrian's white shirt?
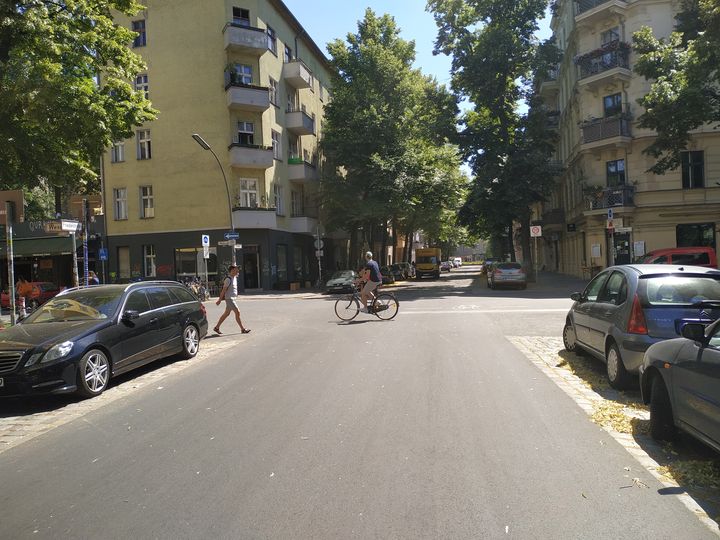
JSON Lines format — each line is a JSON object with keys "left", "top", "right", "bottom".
{"left": 224, "top": 276, "right": 238, "bottom": 299}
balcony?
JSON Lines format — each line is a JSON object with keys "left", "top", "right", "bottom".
{"left": 223, "top": 23, "right": 268, "bottom": 55}
{"left": 225, "top": 80, "right": 270, "bottom": 112}
{"left": 282, "top": 59, "right": 312, "bottom": 89}
{"left": 286, "top": 109, "right": 315, "bottom": 136}
{"left": 585, "top": 185, "right": 635, "bottom": 212}
{"left": 575, "top": 0, "right": 628, "bottom": 27}
{"left": 580, "top": 114, "right": 632, "bottom": 151}
{"left": 288, "top": 215, "right": 319, "bottom": 235}
{"left": 231, "top": 207, "right": 278, "bottom": 229}
{"left": 288, "top": 158, "right": 318, "bottom": 183}
{"left": 228, "top": 142, "right": 274, "bottom": 169}
{"left": 576, "top": 44, "right": 631, "bottom": 90}
{"left": 538, "top": 66, "right": 559, "bottom": 98}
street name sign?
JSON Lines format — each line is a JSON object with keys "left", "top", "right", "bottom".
{"left": 61, "top": 220, "right": 82, "bottom": 233}
{"left": 224, "top": 231, "right": 240, "bottom": 240}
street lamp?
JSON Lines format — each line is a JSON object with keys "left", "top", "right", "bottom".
{"left": 191, "top": 133, "right": 236, "bottom": 265}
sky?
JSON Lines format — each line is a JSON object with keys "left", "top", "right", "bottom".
{"left": 281, "top": 0, "right": 553, "bottom": 89}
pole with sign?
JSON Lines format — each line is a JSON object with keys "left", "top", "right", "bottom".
{"left": 530, "top": 225, "right": 542, "bottom": 283}
{"left": 315, "top": 227, "right": 323, "bottom": 287}
{"left": 82, "top": 199, "right": 89, "bottom": 286}
{"left": 5, "top": 202, "right": 16, "bottom": 324}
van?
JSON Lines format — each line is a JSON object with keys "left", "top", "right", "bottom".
{"left": 452, "top": 257, "right": 462, "bottom": 267}
{"left": 638, "top": 247, "right": 717, "bottom": 268}
{"left": 415, "top": 247, "right": 442, "bottom": 279}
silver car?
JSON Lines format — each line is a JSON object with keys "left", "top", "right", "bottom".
{"left": 562, "top": 264, "right": 720, "bottom": 389}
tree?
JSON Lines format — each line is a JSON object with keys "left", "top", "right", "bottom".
{"left": 0, "top": 0, "right": 157, "bottom": 194}
{"left": 320, "top": 9, "right": 462, "bottom": 266}
{"left": 632, "top": 0, "right": 720, "bottom": 174}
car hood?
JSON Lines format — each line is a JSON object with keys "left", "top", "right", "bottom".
{"left": 327, "top": 279, "right": 351, "bottom": 286}
{"left": 0, "top": 320, "right": 111, "bottom": 351}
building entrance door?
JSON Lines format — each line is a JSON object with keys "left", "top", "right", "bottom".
{"left": 613, "top": 232, "right": 631, "bottom": 265}
{"left": 243, "top": 247, "right": 260, "bottom": 289}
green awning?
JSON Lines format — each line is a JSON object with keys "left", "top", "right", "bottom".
{"left": 0, "top": 236, "right": 80, "bottom": 258}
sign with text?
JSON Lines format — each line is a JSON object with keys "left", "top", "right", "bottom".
{"left": 224, "top": 231, "right": 240, "bottom": 240}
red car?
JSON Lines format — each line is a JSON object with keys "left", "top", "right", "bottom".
{"left": 1, "top": 282, "right": 62, "bottom": 309}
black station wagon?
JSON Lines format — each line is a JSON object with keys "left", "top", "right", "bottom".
{"left": 0, "top": 282, "right": 208, "bottom": 399}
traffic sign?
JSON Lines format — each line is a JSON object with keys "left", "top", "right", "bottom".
{"left": 607, "top": 219, "right": 614, "bottom": 230}
{"left": 315, "top": 250, "right": 323, "bottom": 257}
{"left": 314, "top": 239, "right": 324, "bottom": 249}
{"left": 607, "top": 208, "right": 614, "bottom": 220}
{"left": 530, "top": 225, "right": 542, "bottom": 238}
{"left": 201, "top": 234, "right": 210, "bottom": 247}
{"left": 224, "top": 231, "right": 240, "bottom": 240}
{"left": 61, "top": 220, "right": 82, "bottom": 232}
{"left": 99, "top": 247, "right": 108, "bottom": 261}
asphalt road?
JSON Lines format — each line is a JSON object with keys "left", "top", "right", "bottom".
{"left": 0, "top": 267, "right": 716, "bottom": 539}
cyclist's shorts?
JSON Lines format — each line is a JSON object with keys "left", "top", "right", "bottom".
{"left": 362, "top": 280, "right": 380, "bottom": 295}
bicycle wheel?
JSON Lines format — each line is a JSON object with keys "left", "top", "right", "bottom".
{"left": 334, "top": 295, "right": 360, "bottom": 321}
{"left": 372, "top": 293, "right": 399, "bottom": 320}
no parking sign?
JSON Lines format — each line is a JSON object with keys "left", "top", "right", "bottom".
{"left": 530, "top": 225, "right": 542, "bottom": 238}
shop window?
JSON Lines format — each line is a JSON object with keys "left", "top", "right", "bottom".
{"left": 118, "top": 246, "right": 130, "bottom": 278}
{"left": 293, "top": 245, "right": 302, "bottom": 279}
{"left": 277, "top": 244, "right": 288, "bottom": 281}
{"left": 144, "top": 244, "right": 156, "bottom": 277}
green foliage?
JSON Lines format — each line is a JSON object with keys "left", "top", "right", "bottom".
{"left": 633, "top": 0, "right": 720, "bottom": 174}
{"left": 0, "top": 0, "right": 157, "bottom": 193}
{"left": 320, "top": 9, "right": 463, "bottom": 260}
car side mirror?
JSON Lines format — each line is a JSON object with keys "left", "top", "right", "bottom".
{"left": 122, "top": 310, "right": 140, "bottom": 322}
{"left": 681, "top": 323, "right": 708, "bottom": 344}
{"left": 570, "top": 292, "right": 582, "bottom": 302}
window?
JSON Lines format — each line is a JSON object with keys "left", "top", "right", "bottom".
{"left": 597, "top": 271, "right": 627, "bottom": 305}
{"left": 309, "top": 73, "right": 315, "bottom": 92}
{"left": 677, "top": 223, "right": 716, "bottom": 248}
{"left": 274, "top": 184, "right": 284, "bottom": 215}
{"left": 681, "top": 151, "right": 704, "bottom": 189}
{"left": 143, "top": 246, "right": 157, "bottom": 277}
{"left": 603, "top": 93, "right": 622, "bottom": 117}
{"left": 319, "top": 84, "right": 324, "bottom": 102}
{"left": 583, "top": 272, "right": 609, "bottom": 302}
{"left": 118, "top": 246, "right": 130, "bottom": 278}
{"left": 125, "top": 290, "right": 151, "bottom": 313}
{"left": 147, "top": 287, "right": 174, "bottom": 309}
{"left": 232, "top": 64, "right": 252, "bottom": 85}
{"left": 271, "top": 130, "right": 281, "bottom": 159}
{"left": 276, "top": 244, "right": 288, "bottom": 281}
{"left": 606, "top": 159, "right": 625, "bottom": 187}
{"left": 135, "top": 74, "right": 149, "bottom": 99}
{"left": 237, "top": 121, "right": 254, "bottom": 145}
{"left": 267, "top": 26, "right": 277, "bottom": 54}
{"left": 111, "top": 141, "right": 125, "bottom": 163}
{"left": 293, "top": 245, "right": 302, "bottom": 279}
{"left": 232, "top": 7, "right": 250, "bottom": 26}
{"left": 113, "top": 188, "right": 128, "bottom": 220}
{"left": 239, "top": 178, "right": 258, "bottom": 207}
{"left": 291, "top": 189, "right": 303, "bottom": 216}
{"left": 288, "top": 135, "right": 299, "bottom": 160}
{"left": 287, "top": 89, "right": 298, "bottom": 112}
{"left": 137, "top": 130, "right": 151, "bottom": 160}
{"left": 269, "top": 78, "right": 278, "bottom": 105}
{"left": 140, "top": 185, "right": 154, "bottom": 218}
{"left": 601, "top": 27, "right": 620, "bottom": 45}
{"left": 284, "top": 44, "right": 292, "bottom": 63}
{"left": 132, "top": 20, "right": 146, "bottom": 47}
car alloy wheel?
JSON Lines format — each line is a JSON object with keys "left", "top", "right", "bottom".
{"left": 562, "top": 322, "right": 577, "bottom": 352}
{"left": 606, "top": 342, "right": 631, "bottom": 390}
{"left": 181, "top": 324, "right": 200, "bottom": 359}
{"left": 77, "top": 349, "right": 110, "bottom": 398}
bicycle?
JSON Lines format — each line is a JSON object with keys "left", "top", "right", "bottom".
{"left": 334, "top": 283, "right": 399, "bottom": 321}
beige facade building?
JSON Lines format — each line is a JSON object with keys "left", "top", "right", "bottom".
{"left": 536, "top": 0, "right": 720, "bottom": 278}
{"left": 103, "top": 0, "right": 332, "bottom": 289}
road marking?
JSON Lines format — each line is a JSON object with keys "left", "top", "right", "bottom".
{"left": 404, "top": 309, "right": 569, "bottom": 314}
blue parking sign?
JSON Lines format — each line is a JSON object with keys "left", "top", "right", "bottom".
{"left": 99, "top": 247, "right": 108, "bottom": 261}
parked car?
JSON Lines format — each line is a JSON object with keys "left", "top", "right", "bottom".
{"left": 487, "top": 262, "right": 527, "bottom": 289}
{"left": 1, "top": 282, "right": 61, "bottom": 309}
{"left": 440, "top": 261, "right": 453, "bottom": 272}
{"left": 452, "top": 257, "right": 462, "bottom": 268}
{"left": 480, "top": 258, "right": 498, "bottom": 274}
{"left": 325, "top": 270, "right": 357, "bottom": 294}
{"left": 389, "top": 264, "right": 406, "bottom": 281}
{"left": 637, "top": 246, "right": 717, "bottom": 269}
{"left": 380, "top": 266, "right": 396, "bottom": 285}
{"left": 0, "top": 282, "right": 208, "bottom": 398}
{"left": 397, "top": 261, "right": 415, "bottom": 279}
{"left": 562, "top": 264, "right": 720, "bottom": 389}
{"left": 639, "top": 319, "right": 720, "bottom": 453}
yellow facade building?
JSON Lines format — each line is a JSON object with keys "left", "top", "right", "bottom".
{"left": 103, "top": 0, "right": 332, "bottom": 289}
{"left": 536, "top": 0, "right": 720, "bottom": 278}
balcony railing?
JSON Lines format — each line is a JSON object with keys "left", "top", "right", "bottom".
{"left": 586, "top": 184, "right": 635, "bottom": 210}
{"left": 576, "top": 0, "right": 625, "bottom": 15}
{"left": 581, "top": 114, "right": 631, "bottom": 144}
{"left": 222, "top": 23, "right": 268, "bottom": 54}
{"left": 577, "top": 47, "right": 630, "bottom": 79}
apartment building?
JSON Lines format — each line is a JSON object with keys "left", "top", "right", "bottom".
{"left": 536, "top": 0, "right": 720, "bottom": 278}
{"left": 103, "top": 0, "right": 332, "bottom": 290}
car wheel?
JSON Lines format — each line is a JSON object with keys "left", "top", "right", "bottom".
{"left": 181, "top": 324, "right": 200, "bottom": 359}
{"left": 649, "top": 375, "right": 676, "bottom": 441}
{"left": 76, "top": 349, "right": 110, "bottom": 399}
{"left": 562, "top": 321, "right": 577, "bottom": 352}
{"left": 606, "top": 342, "right": 632, "bottom": 390}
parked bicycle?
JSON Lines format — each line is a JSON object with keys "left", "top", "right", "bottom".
{"left": 334, "top": 283, "right": 399, "bottom": 321}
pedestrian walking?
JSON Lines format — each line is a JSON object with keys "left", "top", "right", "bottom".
{"left": 88, "top": 271, "right": 100, "bottom": 285}
{"left": 213, "top": 265, "right": 250, "bottom": 335}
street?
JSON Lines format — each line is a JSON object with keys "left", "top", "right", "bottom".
{"left": 0, "top": 266, "right": 718, "bottom": 539}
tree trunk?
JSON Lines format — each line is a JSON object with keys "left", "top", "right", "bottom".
{"left": 349, "top": 226, "right": 358, "bottom": 271}
{"left": 381, "top": 222, "right": 389, "bottom": 266}
{"left": 405, "top": 231, "right": 412, "bottom": 262}
{"left": 507, "top": 220, "right": 516, "bottom": 262}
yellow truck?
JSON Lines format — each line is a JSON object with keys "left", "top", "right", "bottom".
{"left": 415, "top": 247, "right": 442, "bottom": 279}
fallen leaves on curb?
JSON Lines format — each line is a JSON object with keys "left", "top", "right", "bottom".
{"left": 591, "top": 401, "right": 649, "bottom": 435}
{"left": 657, "top": 460, "right": 720, "bottom": 491}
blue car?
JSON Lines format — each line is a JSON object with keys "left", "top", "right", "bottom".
{"left": 562, "top": 264, "right": 720, "bottom": 389}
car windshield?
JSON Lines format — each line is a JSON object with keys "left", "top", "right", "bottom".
{"left": 330, "top": 271, "right": 353, "bottom": 280}
{"left": 23, "top": 288, "right": 124, "bottom": 323}
{"left": 417, "top": 256, "right": 437, "bottom": 264}
{"left": 643, "top": 275, "right": 720, "bottom": 305}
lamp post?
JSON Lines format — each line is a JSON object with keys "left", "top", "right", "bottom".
{"left": 191, "top": 133, "right": 236, "bottom": 265}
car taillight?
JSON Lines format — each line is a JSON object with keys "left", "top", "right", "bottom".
{"left": 627, "top": 294, "right": 648, "bottom": 334}
{"left": 200, "top": 303, "right": 207, "bottom": 317}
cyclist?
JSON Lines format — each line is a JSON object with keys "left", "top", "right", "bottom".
{"left": 358, "top": 251, "right": 382, "bottom": 312}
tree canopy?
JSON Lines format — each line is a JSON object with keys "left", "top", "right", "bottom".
{"left": 633, "top": 0, "right": 720, "bottom": 174}
{"left": 0, "top": 0, "right": 157, "bottom": 193}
